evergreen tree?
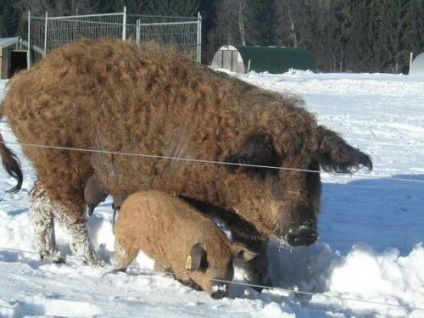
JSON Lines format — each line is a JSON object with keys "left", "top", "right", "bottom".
{"left": 398, "top": 0, "right": 424, "bottom": 71}
{"left": 1, "top": 0, "right": 423, "bottom": 71}
{"left": 244, "top": 0, "right": 277, "bottom": 45}
{"left": 0, "top": 0, "right": 21, "bottom": 37}
{"left": 146, "top": 0, "right": 200, "bottom": 16}
{"left": 211, "top": 0, "right": 244, "bottom": 47}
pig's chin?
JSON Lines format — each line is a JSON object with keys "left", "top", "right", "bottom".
{"left": 266, "top": 231, "right": 291, "bottom": 248}
{"left": 271, "top": 227, "right": 292, "bottom": 248}
{"left": 254, "top": 226, "right": 288, "bottom": 246}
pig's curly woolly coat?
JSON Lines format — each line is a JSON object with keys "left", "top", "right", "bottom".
{"left": 2, "top": 38, "right": 318, "bottom": 233}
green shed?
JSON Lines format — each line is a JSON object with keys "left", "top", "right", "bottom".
{"left": 211, "top": 45, "right": 316, "bottom": 74}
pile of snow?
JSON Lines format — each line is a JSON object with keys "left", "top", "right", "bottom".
{"left": 0, "top": 71, "right": 423, "bottom": 317}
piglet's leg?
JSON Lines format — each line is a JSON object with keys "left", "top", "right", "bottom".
{"left": 154, "top": 261, "right": 173, "bottom": 274}
{"left": 113, "top": 240, "right": 138, "bottom": 271}
{"left": 29, "top": 183, "right": 62, "bottom": 262}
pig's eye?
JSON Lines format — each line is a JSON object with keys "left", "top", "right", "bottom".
{"left": 247, "top": 165, "right": 279, "bottom": 181}
{"left": 224, "top": 133, "right": 280, "bottom": 176}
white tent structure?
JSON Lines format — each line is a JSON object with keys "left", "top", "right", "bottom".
{"left": 210, "top": 45, "right": 246, "bottom": 73}
{"left": 410, "top": 52, "right": 424, "bottom": 75}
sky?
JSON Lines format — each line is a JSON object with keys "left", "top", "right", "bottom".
{"left": 0, "top": 71, "right": 423, "bottom": 318}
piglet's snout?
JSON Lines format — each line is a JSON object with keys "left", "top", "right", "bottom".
{"left": 210, "top": 283, "right": 229, "bottom": 299}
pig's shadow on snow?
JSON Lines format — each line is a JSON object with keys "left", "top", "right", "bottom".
{"left": 7, "top": 208, "right": 28, "bottom": 217}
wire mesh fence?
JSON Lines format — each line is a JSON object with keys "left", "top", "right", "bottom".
{"left": 27, "top": 7, "right": 201, "bottom": 66}
{"left": 130, "top": 14, "right": 200, "bottom": 62}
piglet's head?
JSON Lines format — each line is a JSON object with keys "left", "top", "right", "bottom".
{"left": 185, "top": 241, "right": 256, "bottom": 299}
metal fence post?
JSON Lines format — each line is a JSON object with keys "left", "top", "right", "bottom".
{"left": 122, "top": 6, "right": 127, "bottom": 40}
{"left": 43, "top": 11, "right": 48, "bottom": 57}
{"left": 136, "top": 19, "right": 140, "bottom": 43}
{"left": 197, "top": 12, "right": 202, "bottom": 63}
{"left": 27, "top": 11, "right": 31, "bottom": 68}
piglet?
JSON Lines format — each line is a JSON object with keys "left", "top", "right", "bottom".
{"left": 114, "top": 190, "right": 255, "bottom": 299}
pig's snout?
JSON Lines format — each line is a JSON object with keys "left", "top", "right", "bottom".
{"left": 286, "top": 225, "right": 318, "bottom": 247}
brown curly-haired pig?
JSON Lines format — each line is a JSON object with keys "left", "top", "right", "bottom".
{"left": 114, "top": 190, "right": 255, "bottom": 299}
{"left": 0, "top": 39, "right": 372, "bottom": 284}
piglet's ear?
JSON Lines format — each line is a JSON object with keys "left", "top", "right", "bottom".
{"left": 224, "top": 133, "right": 279, "bottom": 172}
{"left": 186, "top": 243, "right": 207, "bottom": 272}
{"left": 318, "top": 126, "right": 372, "bottom": 174}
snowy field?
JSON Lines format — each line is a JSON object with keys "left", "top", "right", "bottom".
{"left": 0, "top": 71, "right": 423, "bottom": 317}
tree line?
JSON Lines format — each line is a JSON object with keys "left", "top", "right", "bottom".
{"left": 1, "top": 0, "right": 423, "bottom": 73}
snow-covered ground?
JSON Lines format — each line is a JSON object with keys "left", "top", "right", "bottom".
{"left": 0, "top": 71, "right": 423, "bottom": 318}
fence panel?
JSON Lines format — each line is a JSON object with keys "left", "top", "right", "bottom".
{"left": 28, "top": 9, "right": 201, "bottom": 65}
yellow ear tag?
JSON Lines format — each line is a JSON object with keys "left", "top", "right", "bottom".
{"left": 185, "top": 255, "right": 192, "bottom": 270}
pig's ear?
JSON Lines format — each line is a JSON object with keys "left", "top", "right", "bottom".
{"left": 224, "top": 133, "right": 279, "bottom": 172}
{"left": 232, "top": 242, "right": 258, "bottom": 262}
{"left": 318, "top": 126, "right": 372, "bottom": 174}
{"left": 186, "top": 243, "right": 207, "bottom": 272}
